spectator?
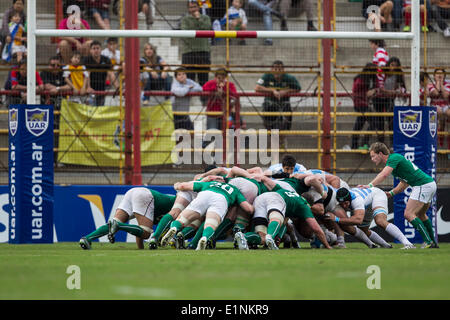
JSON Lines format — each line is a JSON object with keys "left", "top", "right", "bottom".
{"left": 180, "top": 0, "right": 212, "bottom": 93}
{"left": 140, "top": 0, "right": 154, "bottom": 29}
{"left": 86, "top": 0, "right": 111, "bottom": 30}
{"left": 402, "top": 0, "right": 428, "bottom": 32}
{"left": 428, "top": 68, "right": 450, "bottom": 148}
{"left": 369, "top": 39, "right": 390, "bottom": 144}
{"left": 1, "top": 10, "right": 26, "bottom": 63}
{"left": 362, "top": 0, "right": 394, "bottom": 31}
{"left": 58, "top": 6, "right": 92, "bottom": 64}
{"left": 140, "top": 42, "right": 172, "bottom": 102}
{"left": 379, "top": 56, "right": 407, "bottom": 146}
{"left": 171, "top": 67, "right": 203, "bottom": 130}
{"left": 213, "top": 0, "right": 248, "bottom": 44}
{"left": 247, "top": 0, "right": 287, "bottom": 45}
{"left": 281, "top": 0, "right": 318, "bottom": 31}
{"left": 430, "top": 0, "right": 450, "bottom": 37}
{"left": 40, "top": 55, "right": 70, "bottom": 107}
{"left": 63, "top": 51, "right": 89, "bottom": 103}
{"left": 63, "top": 1, "right": 87, "bottom": 16}
{"left": 202, "top": 68, "right": 238, "bottom": 131}
{"left": 82, "top": 40, "right": 115, "bottom": 106}
{"left": 0, "top": 0, "right": 26, "bottom": 59}
{"left": 254, "top": 60, "right": 301, "bottom": 147}
{"left": 351, "top": 63, "right": 378, "bottom": 150}
{"left": 419, "top": 71, "right": 430, "bottom": 106}
{"left": 101, "top": 37, "right": 121, "bottom": 70}
{"left": 10, "top": 58, "right": 44, "bottom": 104}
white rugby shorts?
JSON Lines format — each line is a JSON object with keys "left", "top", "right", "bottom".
{"left": 409, "top": 181, "right": 437, "bottom": 204}
{"left": 117, "top": 187, "right": 155, "bottom": 220}
{"left": 253, "top": 192, "right": 286, "bottom": 220}
{"left": 185, "top": 190, "right": 229, "bottom": 219}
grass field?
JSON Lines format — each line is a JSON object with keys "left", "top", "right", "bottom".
{"left": 1, "top": 242, "right": 449, "bottom": 300}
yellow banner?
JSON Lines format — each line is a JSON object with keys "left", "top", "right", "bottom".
{"left": 58, "top": 99, "right": 175, "bottom": 166}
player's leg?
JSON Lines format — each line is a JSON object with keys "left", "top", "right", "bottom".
{"left": 132, "top": 213, "right": 154, "bottom": 249}
{"left": 79, "top": 209, "right": 128, "bottom": 250}
{"left": 197, "top": 210, "right": 222, "bottom": 250}
{"left": 161, "top": 209, "right": 200, "bottom": 247}
{"left": 176, "top": 218, "right": 202, "bottom": 249}
{"left": 360, "top": 225, "right": 392, "bottom": 248}
{"left": 373, "top": 207, "right": 414, "bottom": 248}
{"left": 340, "top": 224, "right": 377, "bottom": 248}
{"left": 149, "top": 192, "right": 192, "bottom": 248}
{"left": 404, "top": 190, "right": 434, "bottom": 246}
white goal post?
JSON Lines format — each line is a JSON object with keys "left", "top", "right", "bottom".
{"left": 26, "top": 0, "right": 421, "bottom": 106}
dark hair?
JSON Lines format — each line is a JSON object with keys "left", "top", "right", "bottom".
{"left": 369, "top": 39, "right": 386, "bottom": 48}
{"left": 107, "top": 37, "right": 118, "bottom": 44}
{"left": 386, "top": 57, "right": 406, "bottom": 91}
{"left": 355, "top": 62, "right": 377, "bottom": 89}
{"left": 434, "top": 68, "right": 446, "bottom": 80}
{"left": 71, "top": 50, "right": 82, "bottom": 58}
{"left": 214, "top": 68, "right": 228, "bottom": 76}
{"left": 336, "top": 188, "right": 351, "bottom": 203}
{"left": 174, "top": 67, "right": 187, "bottom": 76}
{"left": 90, "top": 40, "right": 102, "bottom": 48}
{"left": 13, "top": 0, "right": 25, "bottom": 4}
{"left": 272, "top": 60, "right": 284, "bottom": 67}
{"left": 49, "top": 55, "right": 61, "bottom": 63}
{"left": 281, "top": 154, "right": 296, "bottom": 168}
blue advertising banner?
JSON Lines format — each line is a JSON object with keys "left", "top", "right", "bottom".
{"left": 8, "top": 105, "right": 54, "bottom": 243}
{"left": 393, "top": 106, "right": 437, "bottom": 243}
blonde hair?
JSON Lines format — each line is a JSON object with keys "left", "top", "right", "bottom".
{"left": 369, "top": 142, "right": 390, "bottom": 155}
{"left": 143, "top": 43, "right": 157, "bottom": 65}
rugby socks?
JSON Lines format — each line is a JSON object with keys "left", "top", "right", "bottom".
{"left": 267, "top": 221, "right": 281, "bottom": 238}
{"left": 85, "top": 224, "right": 109, "bottom": 242}
{"left": 245, "top": 232, "right": 262, "bottom": 246}
{"left": 202, "top": 226, "right": 215, "bottom": 241}
{"left": 422, "top": 219, "right": 437, "bottom": 244}
{"left": 211, "top": 218, "right": 233, "bottom": 241}
{"left": 277, "top": 224, "right": 287, "bottom": 240}
{"left": 170, "top": 220, "right": 183, "bottom": 233}
{"left": 233, "top": 215, "right": 249, "bottom": 233}
{"left": 368, "top": 230, "right": 391, "bottom": 248}
{"left": 385, "top": 223, "right": 412, "bottom": 246}
{"left": 353, "top": 227, "right": 376, "bottom": 247}
{"left": 153, "top": 214, "right": 174, "bottom": 240}
{"left": 188, "top": 222, "right": 205, "bottom": 249}
{"left": 410, "top": 217, "right": 433, "bottom": 244}
{"left": 181, "top": 226, "right": 196, "bottom": 239}
{"left": 115, "top": 221, "right": 144, "bottom": 237}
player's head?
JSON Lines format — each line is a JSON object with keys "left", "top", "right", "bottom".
{"left": 369, "top": 142, "right": 390, "bottom": 165}
{"left": 336, "top": 187, "right": 351, "bottom": 210}
{"left": 281, "top": 154, "right": 296, "bottom": 174}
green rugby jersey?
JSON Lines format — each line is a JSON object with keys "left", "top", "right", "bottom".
{"left": 272, "top": 184, "right": 314, "bottom": 219}
{"left": 193, "top": 181, "right": 247, "bottom": 207}
{"left": 278, "top": 177, "right": 310, "bottom": 195}
{"left": 386, "top": 153, "right": 434, "bottom": 186}
{"left": 146, "top": 188, "right": 176, "bottom": 218}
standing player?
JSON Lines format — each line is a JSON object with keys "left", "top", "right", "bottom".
{"left": 325, "top": 187, "right": 415, "bottom": 249}
{"left": 161, "top": 180, "right": 254, "bottom": 250}
{"left": 79, "top": 187, "right": 175, "bottom": 250}
{"left": 359, "top": 142, "right": 438, "bottom": 248}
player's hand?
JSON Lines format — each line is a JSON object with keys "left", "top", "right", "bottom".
{"left": 385, "top": 191, "right": 392, "bottom": 199}
{"left": 174, "top": 182, "right": 181, "bottom": 190}
{"left": 323, "top": 213, "right": 335, "bottom": 222}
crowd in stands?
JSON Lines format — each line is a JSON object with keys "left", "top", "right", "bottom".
{"left": 0, "top": 0, "right": 449, "bottom": 150}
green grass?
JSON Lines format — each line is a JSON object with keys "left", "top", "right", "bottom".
{"left": 1, "top": 242, "right": 449, "bottom": 300}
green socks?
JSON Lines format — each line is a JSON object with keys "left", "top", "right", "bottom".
{"left": 410, "top": 217, "right": 432, "bottom": 244}
{"left": 422, "top": 219, "right": 436, "bottom": 244}
{"left": 245, "top": 232, "right": 262, "bottom": 246}
{"left": 85, "top": 224, "right": 109, "bottom": 242}
{"left": 202, "top": 226, "right": 215, "bottom": 241}
{"left": 267, "top": 220, "right": 281, "bottom": 238}
{"left": 153, "top": 214, "right": 174, "bottom": 240}
{"left": 181, "top": 226, "right": 196, "bottom": 239}
{"left": 211, "top": 218, "right": 233, "bottom": 241}
{"left": 188, "top": 222, "right": 205, "bottom": 249}
{"left": 115, "top": 221, "right": 144, "bottom": 237}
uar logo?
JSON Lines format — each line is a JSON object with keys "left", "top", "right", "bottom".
{"left": 429, "top": 110, "right": 437, "bottom": 138}
{"left": 9, "top": 108, "right": 18, "bottom": 136}
{"left": 25, "top": 108, "right": 49, "bottom": 137}
{"left": 399, "top": 110, "right": 422, "bottom": 138}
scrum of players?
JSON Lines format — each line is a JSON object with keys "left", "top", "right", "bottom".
{"left": 80, "top": 153, "right": 422, "bottom": 251}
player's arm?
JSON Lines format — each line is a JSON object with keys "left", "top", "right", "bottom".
{"left": 358, "top": 166, "right": 393, "bottom": 188}
{"left": 325, "top": 209, "right": 365, "bottom": 226}
{"left": 195, "top": 167, "right": 229, "bottom": 180}
{"left": 259, "top": 174, "right": 278, "bottom": 190}
{"left": 174, "top": 181, "right": 195, "bottom": 191}
{"left": 201, "top": 175, "right": 225, "bottom": 183}
{"left": 227, "top": 166, "right": 252, "bottom": 178}
{"left": 305, "top": 217, "right": 332, "bottom": 249}
{"left": 325, "top": 174, "right": 341, "bottom": 189}
{"left": 135, "top": 236, "right": 144, "bottom": 249}
{"left": 304, "top": 175, "right": 327, "bottom": 199}
{"left": 239, "top": 200, "right": 254, "bottom": 215}
{"left": 386, "top": 180, "right": 409, "bottom": 199}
